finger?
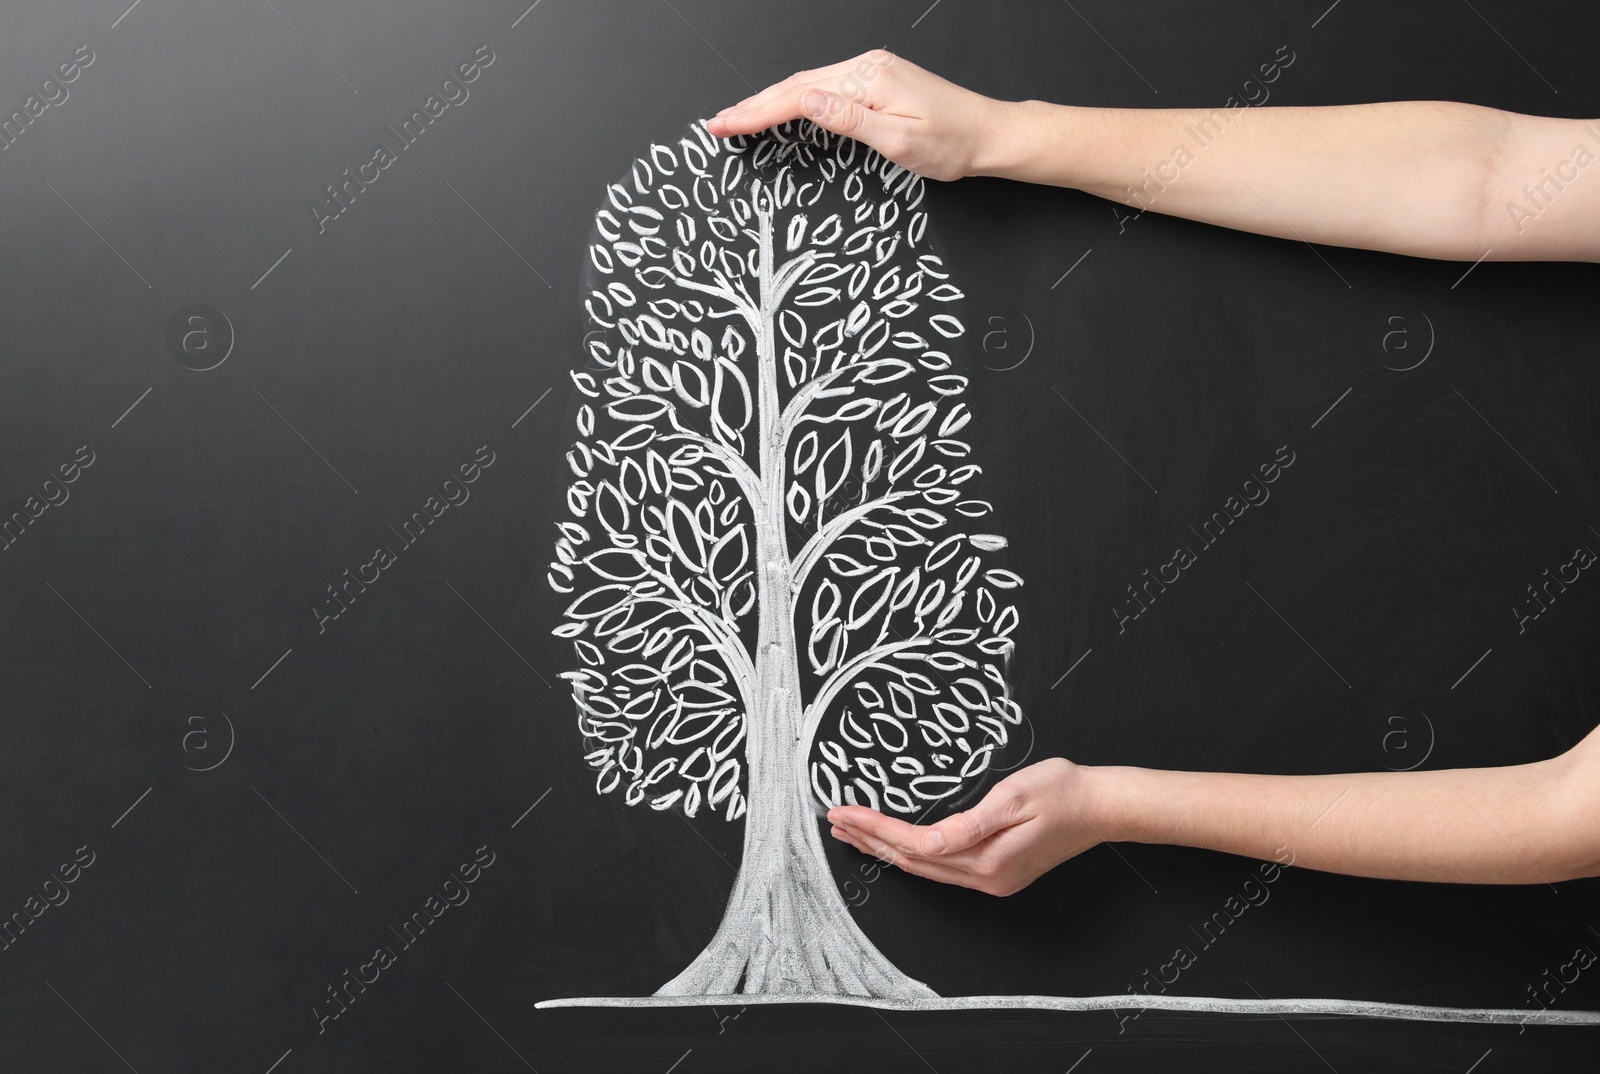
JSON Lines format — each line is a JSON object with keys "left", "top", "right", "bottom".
{"left": 843, "top": 823, "right": 983, "bottom": 889}
{"left": 715, "top": 61, "right": 853, "bottom": 117}
{"left": 709, "top": 52, "right": 902, "bottom": 138}
{"left": 827, "top": 806, "right": 930, "bottom": 860}
{"left": 830, "top": 821, "right": 913, "bottom": 867}
{"left": 921, "top": 783, "right": 1029, "bottom": 855}
{"left": 712, "top": 79, "right": 800, "bottom": 124}
{"left": 830, "top": 825, "right": 898, "bottom": 864}
{"left": 709, "top": 71, "right": 840, "bottom": 135}
{"left": 832, "top": 822, "right": 932, "bottom": 866}
{"left": 725, "top": 86, "right": 906, "bottom": 147}
{"left": 716, "top": 52, "right": 893, "bottom": 117}
{"left": 832, "top": 799, "right": 998, "bottom": 859}
{"left": 920, "top": 809, "right": 989, "bottom": 856}
{"left": 833, "top": 826, "right": 894, "bottom": 867}
{"left": 708, "top": 82, "right": 827, "bottom": 137}
{"left": 833, "top": 822, "right": 1005, "bottom": 893}
{"left": 831, "top": 818, "right": 986, "bottom": 874}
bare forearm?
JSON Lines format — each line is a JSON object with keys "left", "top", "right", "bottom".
{"left": 981, "top": 99, "right": 1600, "bottom": 262}
{"left": 1087, "top": 730, "right": 1600, "bottom": 883}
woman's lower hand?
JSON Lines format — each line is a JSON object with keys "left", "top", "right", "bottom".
{"left": 828, "top": 757, "right": 1104, "bottom": 896}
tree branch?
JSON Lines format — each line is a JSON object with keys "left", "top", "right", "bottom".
{"left": 624, "top": 593, "right": 756, "bottom": 717}
{"left": 790, "top": 490, "right": 922, "bottom": 594}
{"left": 658, "top": 430, "right": 763, "bottom": 507}
{"left": 778, "top": 363, "right": 857, "bottom": 443}
{"left": 771, "top": 249, "right": 827, "bottom": 305}
{"left": 621, "top": 548, "right": 707, "bottom": 613}
{"left": 714, "top": 267, "right": 756, "bottom": 312}
{"left": 799, "top": 638, "right": 933, "bottom": 754}
{"left": 669, "top": 273, "right": 755, "bottom": 321}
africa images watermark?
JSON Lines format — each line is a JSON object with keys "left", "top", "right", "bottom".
{"left": 1114, "top": 444, "right": 1298, "bottom": 634}
{"left": 1520, "top": 940, "right": 1597, "bottom": 1032}
{"left": 0, "top": 44, "right": 95, "bottom": 156}
{"left": 0, "top": 445, "right": 97, "bottom": 554}
{"left": 309, "top": 45, "right": 498, "bottom": 235}
{"left": 1505, "top": 123, "right": 1600, "bottom": 234}
{"left": 1121, "top": 45, "right": 1297, "bottom": 215}
{"left": 1512, "top": 542, "right": 1594, "bottom": 635}
{"left": 1113, "top": 844, "right": 1297, "bottom": 1034}
{"left": 313, "top": 844, "right": 496, "bottom": 1034}
{"left": 312, "top": 444, "right": 497, "bottom": 634}
{"left": 1, "top": 844, "right": 95, "bottom": 954}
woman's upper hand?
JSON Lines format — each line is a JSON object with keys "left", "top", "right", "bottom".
{"left": 706, "top": 50, "right": 1016, "bottom": 182}
{"left": 827, "top": 758, "right": 1103, "bottom": 896}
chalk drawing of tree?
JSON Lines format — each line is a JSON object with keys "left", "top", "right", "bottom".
{"left": 550, "top": 120, "right": 1026, "bottom": 1000}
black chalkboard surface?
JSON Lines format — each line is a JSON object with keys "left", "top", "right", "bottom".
{"left": 2, "top": 1, "right": 1598, "bottom": 1071}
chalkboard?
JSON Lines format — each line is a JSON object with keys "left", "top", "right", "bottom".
{"left": 2, "top": 1, "right": 1598, "bottom": 1071}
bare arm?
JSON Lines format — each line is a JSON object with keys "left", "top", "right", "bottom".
{"left": 709, "top": 52, "right": 1600, "bottom": 262}
{"left": 829, "top": 724, "right": 1600, "bottom": 894}
{"left": 987, "top": 100, "right": 1600, "bottom": 262}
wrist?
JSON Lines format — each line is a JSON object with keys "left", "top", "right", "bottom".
{"left": 1081, "top": 764, "right": 1146, "bottom": 845}
{"left": 969, "top": 98, "right": 1042, "bottom": 180}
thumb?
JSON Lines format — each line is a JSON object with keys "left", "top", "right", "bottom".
{"left": 920, "top": 800, "right": 1004, "bottom": 856}
{"left": 800, "top": 89, "right": 901, "bottom": 150}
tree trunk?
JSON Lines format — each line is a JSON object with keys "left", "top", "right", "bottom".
{"left": 655, "top": 205, "right": 936, "bottom": 1000}
{"left": 654, "top": 527, "right": 936, "bottom": 997}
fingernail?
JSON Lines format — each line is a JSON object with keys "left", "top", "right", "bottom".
{"left": 801, "top": 90, "right": 828, "bottom": 118}
{"left": 921, "top": 830, "right": 946, "bottom": 854}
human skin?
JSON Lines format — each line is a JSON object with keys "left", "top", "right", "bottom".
{"left": 707, "top": 52, "right": 1600, "bottom": 893}
{"left": 709, "top": 51, "right": 1600, "bottom": 262}
{"left": 826, "top": 731, "right": 1600, "bottom": 896}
